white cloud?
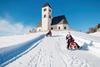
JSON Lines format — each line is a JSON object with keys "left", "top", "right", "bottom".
{"left": 0, "top": 19, "right": 33, "bottom": 36}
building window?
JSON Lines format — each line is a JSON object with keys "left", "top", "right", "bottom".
{"left": 49, "top": 15, "right": 51, "bottom": 18}
{"left": 64, "top": 27, "right": 66, "bottom": 29}
{"left": 51, "top": 27, "right": 53, "bottom": 30}
{"left": 44, "top": 15, "right": 46, "bottom": 18}
{"left": 49, "top": 9, "right": 51, "bottom": 12}
{"left": 44, "top": 8, "right": 46, "bottom": 11}
{"left": 58, "top": 27, "right": 60, "bottom": 30}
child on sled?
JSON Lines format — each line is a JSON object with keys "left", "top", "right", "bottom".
{"left": 66, "top": 32, "right": 80, "bottom": 49}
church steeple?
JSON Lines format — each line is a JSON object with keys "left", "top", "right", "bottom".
{"left": 43, "top": 2, "right": 51, "bottom": 8}
{"left": 42, "top": 0, "right": 52, "bottom": 31}
{"left": 43, "top": 0, "right": 51, "bottom": 8}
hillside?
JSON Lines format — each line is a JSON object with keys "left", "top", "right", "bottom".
{"left": 0, "top": 31, "right": 100, "bottom": 67}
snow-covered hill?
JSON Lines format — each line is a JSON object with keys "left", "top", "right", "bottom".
{"left": 0, "top": 31, "right": 100, "bottom": 67}
{"left": 89, "top": 32, "right": 100, "bottom": 37}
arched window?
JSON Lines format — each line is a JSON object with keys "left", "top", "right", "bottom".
{"left": 64, "top": 27, "right": 66, "bottom": 29}
{"left": 44, "top": 8, "right": 46, "bottom": 11}
{"left": 51, "top": 27, "right": 53, "bottom": 30}
{"left": 49, "top": 9, "right": 51, "bottom": 12}
{"left": 44, "top": 15, "right": 46, "bottom": 18}
{"left": 58, "top": 27, "right": 60, "bottom": 30}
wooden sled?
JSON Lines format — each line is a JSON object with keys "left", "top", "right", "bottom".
{"left": 68, "top": 42, "right": 80, "bottom": 50}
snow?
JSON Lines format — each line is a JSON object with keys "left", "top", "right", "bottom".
{"left": 89, "top": 32, "right": 100, "bottom": 37}
{"left": 0, "top": 31, "right": 100, "bottom": 67}
{"left": 0, "top": 30, "right": 99, "bottom": 67}
{"left": 0, "top": 32, "right": 45, "bottom": 66}
{"left": 0, "top": 32, "right": 44, "bottom": 48}
{"left": 69, "top": 31, "right": 100, "bottom": 58}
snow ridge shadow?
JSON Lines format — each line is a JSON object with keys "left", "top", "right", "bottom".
{"left": 80, "top": 41, "right": 93, "bottom": 51}
{"left": 0, "top": 34, "right": 45, "bottom": 67}
{"left": 80, "top": 43, "right": 89, "bottom": 50}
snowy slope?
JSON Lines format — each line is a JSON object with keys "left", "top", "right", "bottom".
{"left": 4, "top": 31, "right": 100, "bottom": 67}
{"left": 0, "top": 32, "right": 44, "bottom": 48}
{"left": 69, "top": 31, "right": 100, "bottom": 57}
{"left": 0, "top": 32, "right": 45, "bottom": 66}
{"left": 89, "top": 32, "right": 100, "bottom": 37}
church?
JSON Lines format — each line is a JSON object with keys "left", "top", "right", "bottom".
{"left": 35, "top": 2, "right": 69, "bottom": 32}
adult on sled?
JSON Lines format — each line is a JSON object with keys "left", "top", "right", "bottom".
{"left": 66, "top": 32, "right": 80, "bottom": 49}
{"left": 46, "top": 30, "right": 52, "bottom": 36}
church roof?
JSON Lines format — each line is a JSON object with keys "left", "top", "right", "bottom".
{"left": 43, "top": 2, "right": 51, "bottom": 8}
{"left": 51, "top": 15, "right": 68, "bottom": 25}
{"left": 37, "top": 15, "right": 68, "bottom": 28}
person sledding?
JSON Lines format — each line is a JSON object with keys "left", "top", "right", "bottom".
{"left": 66, "top": 32, "right": 80, "bottom": 49}
{"left": 46, "top": 30, "right": 52, "bottom": 36}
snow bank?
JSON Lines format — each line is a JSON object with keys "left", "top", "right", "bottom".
{"left": 90, "top": 32, "right": 100, "bottom": 37}
{"left": 0, "top": 32, "right": 44, "bottom": 48}
{"left": 70, "top": 31, "right": 100, "bottom": 43}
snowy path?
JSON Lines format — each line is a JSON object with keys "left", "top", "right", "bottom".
{"left": 6, "top": 35, "right": 100, "bottom": 67}
{"left": 0, "top": 35, "right": 44, "bottom": 67}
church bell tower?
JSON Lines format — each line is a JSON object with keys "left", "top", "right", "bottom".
{"left": 42, "top": 2, "right": 52, "bottom": 31}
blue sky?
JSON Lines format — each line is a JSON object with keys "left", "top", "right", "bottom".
{"left": 0, "top": 0, "right": 100, "bottom": 33}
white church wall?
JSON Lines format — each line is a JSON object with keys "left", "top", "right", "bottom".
{"left": 42, "top": 18, "right": 49, "bottom": 31}
{"left": 51, "top": 25, "right": 57, "bottom": 30}
{"left": 97, "top": 28, "right": 100, "bottom": 32}
{"left": 36, "top": 27, "right": 42, "bottom": 32}
{"left": 42, "top": 6, "right": 52, "bottom": 31}
{"left": 42, "top": 7, "right": 48, "bottom": 31}
{"left": 57, "top": 24, "right": 64, "bottom": 30}
{"left": 63, "top": 24, "right": 69, "bottom": 30}
{"left": 51, "top": 24, "right": 68, "bottom": 31}
{"left": 56, "top": 19, "right": 68, "bottom": 30}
